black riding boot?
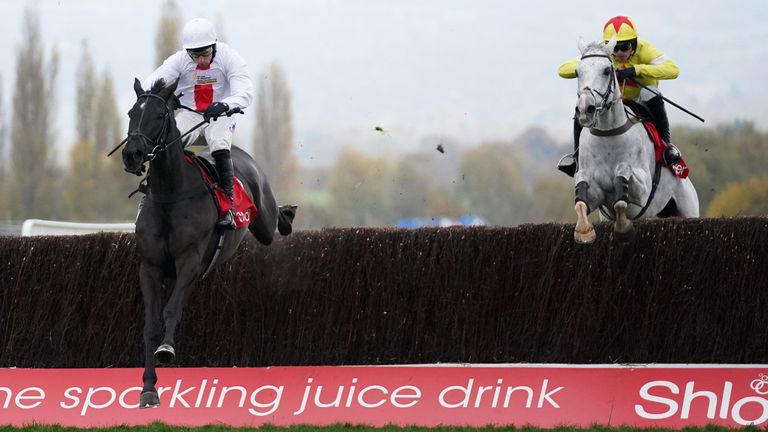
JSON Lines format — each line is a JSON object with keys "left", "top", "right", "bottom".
{"left": 557, "top": 116, "right": 582, "bottom": 177}
{"left": 212, "top": 149, "right": 236, "bottom": 231}
{"left": 647, "top": 95, "right": 681, "bottom": 165}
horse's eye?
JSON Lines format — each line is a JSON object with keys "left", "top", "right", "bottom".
{"left": 603, "top": 67, "right": 611, "bottom": 76}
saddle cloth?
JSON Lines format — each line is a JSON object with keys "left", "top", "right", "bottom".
{"left": 639, "top": 121, "right": 690, "bottom": 179}
{"left": 184, "top": 154, "right": 258, "bottom": 228}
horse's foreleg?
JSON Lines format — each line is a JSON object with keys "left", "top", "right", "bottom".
{"left": 574, "top": 181, "right": 596, "bottom": 244}
{"left": 612, "top": 175, "right": 635, "bottom": 242}
{"left": 612, "top": 169, "right": 636, "bottom": 241}
{"left": 157, "top": 254, "right": 202, "bottom": 364}
{"left": 139, "top": 264, "right": 163, "bottom": 408}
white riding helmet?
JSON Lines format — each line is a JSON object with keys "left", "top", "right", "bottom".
{"left": 182, "top": 18, "right": 217, "bottom": 50}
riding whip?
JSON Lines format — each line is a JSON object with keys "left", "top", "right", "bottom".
{"left": 107, "top": 107, "right": 243, "bottom": 157}
{"left": 629, "top": 79, "right": 705, "bottom": 123}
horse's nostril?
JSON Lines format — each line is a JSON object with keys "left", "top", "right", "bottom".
{"left": 133, "top": 150, "right": 143, "bottom": 161}
{"left": 587, "top": 106, "right": 596, "bottom": 114}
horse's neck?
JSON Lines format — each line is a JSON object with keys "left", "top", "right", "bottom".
{"left": 148, "top": 135, "right": 198, "bottom": 196}
{"left": 594, "top": 98, "right": 628, "bottom": 131}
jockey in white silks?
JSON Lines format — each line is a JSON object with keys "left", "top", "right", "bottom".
{"left": 143, "top": 17, "right": 254, "bottom": 230}
{"left": 557, "top": 15, "right": 682, "bottom": 177}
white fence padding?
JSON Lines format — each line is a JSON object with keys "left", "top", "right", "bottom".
{"left": 21, "top": 219, "right": 135, "bottom": 236}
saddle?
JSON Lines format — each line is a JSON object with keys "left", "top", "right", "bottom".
{"left": 624, "top": 101, "right": 689, "bottom": 179}
{"left": 184, "top": 151, "right": 258, "bottom": 228}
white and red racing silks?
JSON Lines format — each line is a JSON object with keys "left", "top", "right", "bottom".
{"left": 144, "top": 42, "right": 253, "bottom": 112}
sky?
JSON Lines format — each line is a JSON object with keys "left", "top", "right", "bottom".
{"left": 1, "top": 0, "right": 767, "bottom": 166}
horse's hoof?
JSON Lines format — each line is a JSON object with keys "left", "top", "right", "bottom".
{"left": 612, "top": 200, "right": 634, "bottom": 241}
{"left": 154, "top": 344, "right": 176, "bottom": 364}
{"left": 574, "top": 229, "right": 596, "bottom": 244}
{"left": 139, "top": 391, "right": 160, "bottom": 408}
{"left": 573, "top": 201, "right": 595, "bottom": 243}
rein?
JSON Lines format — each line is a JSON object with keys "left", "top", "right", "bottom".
{"left": 107, "top": 94, "right": 206, "bottom": 158}
{"left": 108, "top": 99, "right": 240, "bottom": 159}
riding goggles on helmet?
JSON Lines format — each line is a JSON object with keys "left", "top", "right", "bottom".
{"left": 187, "top": 46, "right": 213, "bottom": 58}
{"left": 613, "top": 41, "right": 633, "bottom": 52}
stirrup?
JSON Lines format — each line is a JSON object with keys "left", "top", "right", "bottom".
{"left": 557, "top": 154, "right": 577, "bottom": 177}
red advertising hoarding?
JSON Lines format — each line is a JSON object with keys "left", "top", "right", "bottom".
{"left": 0, "top": 365, "right": 766, "bottom": 428}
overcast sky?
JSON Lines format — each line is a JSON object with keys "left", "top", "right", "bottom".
{"left": 1, "top": 0, "right": 767, "bottom": 165}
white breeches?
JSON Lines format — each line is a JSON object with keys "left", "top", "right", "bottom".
{"left": 175, "top": 109, "right": 236, "bottom": 153}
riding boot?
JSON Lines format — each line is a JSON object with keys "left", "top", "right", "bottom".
{"left": 557, "top": 116, "right": 582, "bottom": 177}
{"left": 212, "top": 149, "right": 237, "bottom": 231}
{"left": 647, "top": 95, "right": 682, "bottom": 165}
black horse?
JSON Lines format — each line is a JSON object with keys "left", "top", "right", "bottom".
{"left": 122, "top": 78, "right": 295, "bottom": 408}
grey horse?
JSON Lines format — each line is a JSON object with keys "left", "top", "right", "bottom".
{"left": 571, "top": 37, "right": 699, "bottom": 243}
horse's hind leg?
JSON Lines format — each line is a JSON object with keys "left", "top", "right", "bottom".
{"left": 674, "top": 179, "right": 700, "bottom": 217}
{"left": 277, "top": 205, "right": 297, "bottom": 235}
{"left": 139, "top": 264, "right": 163, "bottom": 408}
{"left": 248, "top": 217, "right": 275, "bottom": 245}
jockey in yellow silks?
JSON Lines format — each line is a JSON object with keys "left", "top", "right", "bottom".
{"left": 556, "top": 16, "right": 682, "bottom": 177}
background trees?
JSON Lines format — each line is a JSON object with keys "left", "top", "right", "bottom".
{"left": 6, "top": 8, "right": 61, "bottom": 220}
{"left": 252, "top": 62, "right": 299, "bottom": 204}
{"left": 1, "top": 6, "right": 766, "bottom": 229}
{"left": 154, "top": 0, "right": 182, "bottom": 67}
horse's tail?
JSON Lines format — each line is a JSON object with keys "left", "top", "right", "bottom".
{"left": 277, "top": 204, "right": 297, "bottom": 235}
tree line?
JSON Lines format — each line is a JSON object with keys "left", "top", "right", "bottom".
{"left": 0, "top": 3, "right": 765, "bottom": 230}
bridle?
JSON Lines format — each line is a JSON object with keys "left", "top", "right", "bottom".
{"left": 126, "top": 92, "right": 175, "bottom": 170}
{"left": 116, "top": 91, "right": 212, "bottom": 175}
{"left": 577, "top": 53, "right": 617, "bottom": 115}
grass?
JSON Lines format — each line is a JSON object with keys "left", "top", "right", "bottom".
{"left": 0, "top": 424, "right": 764, "bottom": 432}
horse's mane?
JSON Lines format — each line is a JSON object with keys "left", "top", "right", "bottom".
{"left": 583, "top": 41, "right": 606, "bottom": 55}
{"left": 150, "top": 79, "right": 167, "bottom": 94}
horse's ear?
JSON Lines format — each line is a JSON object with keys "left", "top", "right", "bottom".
{"left": 577, "top": 37, "right": 588, "bottom": 55}
{"left": 604, "top": 35, "right": 617, "bottom": 55}
{"left": 159, "top": 79, "right": 179, "bottom": 99}
{"left": 133, "top": 78, "right": 144, "bottom": 97}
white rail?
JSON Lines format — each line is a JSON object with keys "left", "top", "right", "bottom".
{"left": 21, "top": 219, "right": 135, "bottom": 236}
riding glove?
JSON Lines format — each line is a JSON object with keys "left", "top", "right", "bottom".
{"left": 615, "top": 67, "right": 636, "bottom": 82}
{"left": 203, "top": 102, "right": 229, "bottom": 121}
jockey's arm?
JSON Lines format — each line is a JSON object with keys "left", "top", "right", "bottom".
{"left": 634, "top": 40, "right": 679, "bottom": 81}
{"left": 558, "top": 59, "right": 579, "bottom": 79}
{"left": 143, "top": 51, "right": 184, "bottom": 91}
{"left": 221, "top": 51, "right": 254, "bottom": 110}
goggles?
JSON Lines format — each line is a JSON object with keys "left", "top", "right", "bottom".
{"left": 613, "top": 41, "right": 633, "bottom": 52}
{"left": 187, "top": 47, "right": 213, "bottom": 58}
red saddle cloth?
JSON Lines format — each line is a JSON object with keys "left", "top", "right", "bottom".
{"left": 185, "top": 155, "right": 258, "bottom": 228}
{"left": 640, "top": 121, "right": 690, "bottom": 179}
